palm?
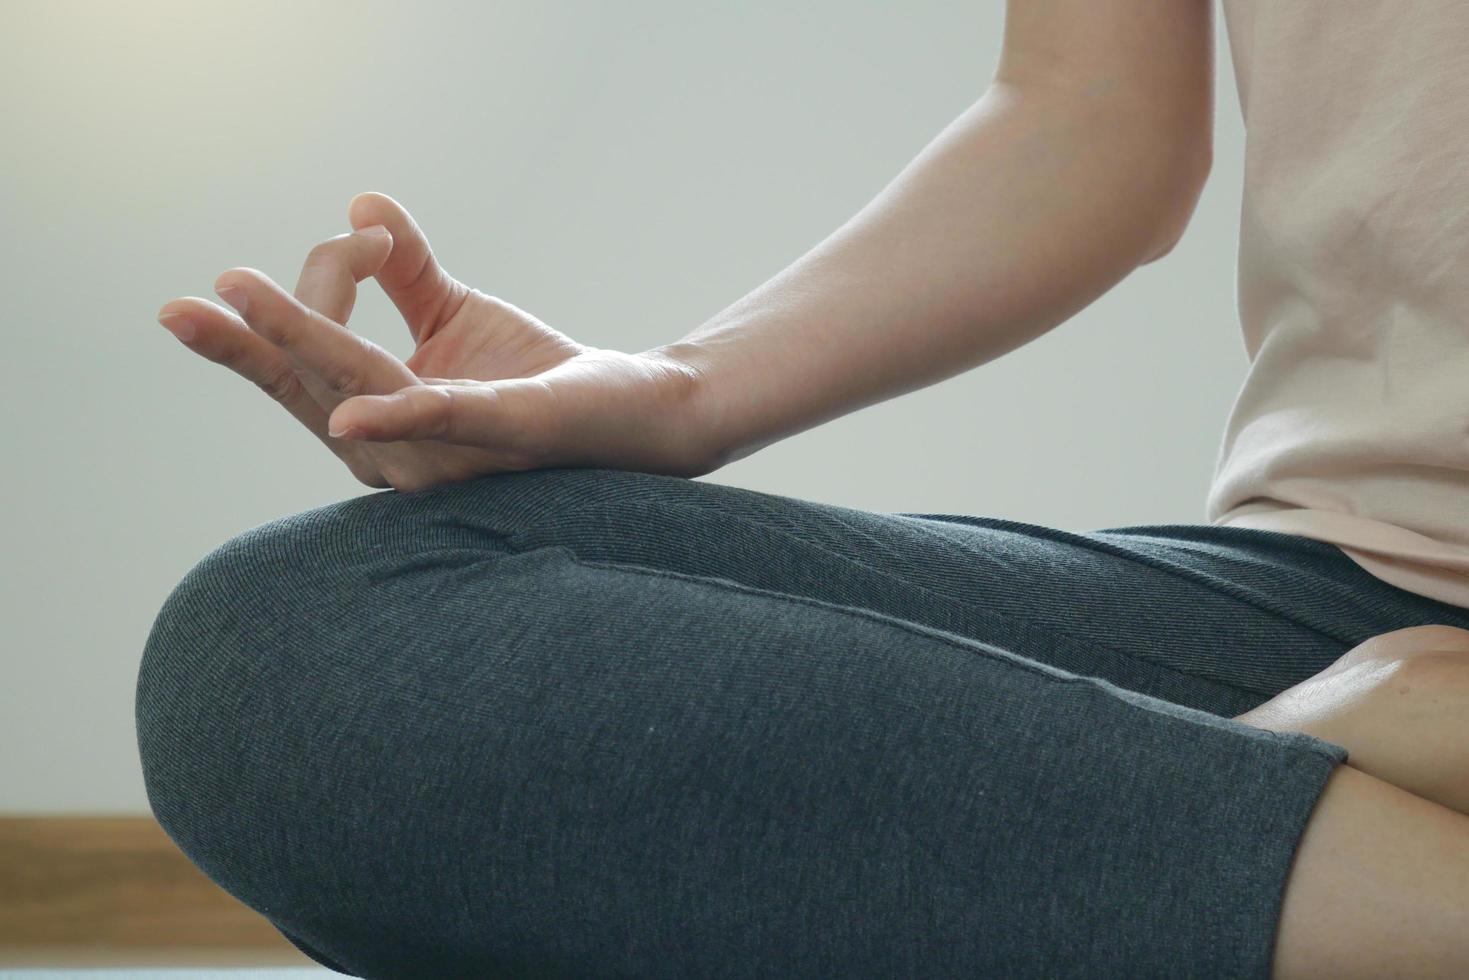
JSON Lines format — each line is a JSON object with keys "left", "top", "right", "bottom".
{"left": 311, "top": 194, "right": 598, "bottom": 488}
{"left": 329, "top": 197, "right": 704, "bottom": 490}
{"left": 353, "top": 280, "right": 611, "bottom": 490}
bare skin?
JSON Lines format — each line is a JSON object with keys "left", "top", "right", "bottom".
{"left": 1267, "top": 765, "right": 1469, "bottom": 979}
{"left": 1235, "top": 625, "right": 1469, "bottom": 814}
{"left": 155, "top": 192, "right": 712, "bottom": 495}
{"left": 1231, "top": 625, "right": 1469, "bottom": 977}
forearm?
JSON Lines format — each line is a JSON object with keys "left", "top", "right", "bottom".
{"left": 645, "top": 82, "right": 1206, "bottom": 468}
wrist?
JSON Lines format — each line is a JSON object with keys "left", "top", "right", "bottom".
{"left": 638, "top": 340, "right": 732, "bottom": 474}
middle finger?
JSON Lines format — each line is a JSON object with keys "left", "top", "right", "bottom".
{"left": 212, "top": 265, "right": 421, "bottom": 412}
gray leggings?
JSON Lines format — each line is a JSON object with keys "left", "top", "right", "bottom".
{"left": 134, "top": 466, "right": 1469, "bottom": 978}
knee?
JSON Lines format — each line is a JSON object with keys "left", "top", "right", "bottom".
{"left": 1345, "top": 625, "right": 1469, "bottom": 670}
{"left": 1378, "top": 646, "right": 1469, "bottom": 696}
{"left": 134, "top": 500, "right": 377, "bottom": 863}
{"left": 1382, "top": 624, "right": 1469, "bottom": 651}
{"left": 1338, "top": 627, "right": 1469, "bottom": 713}
{"left": 133, "top": 467, "right": 691, "bottom": 833}
{"left": 131, "top": 475, "right": 572, "bottom": 844}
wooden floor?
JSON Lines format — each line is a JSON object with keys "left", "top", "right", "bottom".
{"left": 0, "top": 816, "right": 316, "bottom": 968}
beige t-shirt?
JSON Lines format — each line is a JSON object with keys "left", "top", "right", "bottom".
{"left": 1207, "top": 0, "right": 1469, "bottom": 609}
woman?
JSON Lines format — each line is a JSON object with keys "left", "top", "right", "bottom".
{"left": 138, "top": 0, "right": 1469, "bottom": 975}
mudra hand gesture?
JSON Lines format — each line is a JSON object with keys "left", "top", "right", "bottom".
{"left": 156, "top": 192, "right": 712, "bottom": 492}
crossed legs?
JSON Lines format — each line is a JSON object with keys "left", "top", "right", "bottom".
{"left": 135, "top": 468, "right": 1469, "bottom": 977}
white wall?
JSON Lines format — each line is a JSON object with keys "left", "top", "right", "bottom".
{"left": 0, "top": 0, "right": 1245, "bottom": 813}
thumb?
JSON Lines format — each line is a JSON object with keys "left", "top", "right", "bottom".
{"left": 347, "top": 191, "right": 467, "bottom": 346}
{"left": 328, "top": 380, "right": 551, "bottom": 452}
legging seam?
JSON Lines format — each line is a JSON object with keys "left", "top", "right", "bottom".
{"left": 574, "top": 549, "right": 1070, "bottom": 684}
{"left": 509, "top": 543, "right": 1338, "bottom": 760}
{"left": 900, "top": 514, "right": 1359, "bottom": 648}
{"left": 501, "top": 499, "right": 1285, "bottom": 700}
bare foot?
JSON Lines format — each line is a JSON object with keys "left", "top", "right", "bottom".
{"left": 1235, "top": 625, "right": 1469, "bottom": 815}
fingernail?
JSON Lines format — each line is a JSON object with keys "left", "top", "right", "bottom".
{"left": 353, "top": 224, "right": 389, "bottom": 239}
{"left": 158, "top": 312, "right": 196, "bottom": 342}
{"left": 330, "top": 423, "right": 362, "bottom": 439}
{"left": 215, "top": 284, "right": 248, "bottom": 315}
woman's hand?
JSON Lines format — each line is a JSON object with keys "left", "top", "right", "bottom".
{"left": 155, "top": 192, "right": 714, "bottom": 492}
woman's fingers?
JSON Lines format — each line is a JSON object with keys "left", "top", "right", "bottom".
{"left": 293, "top": 224, "right": 394, "bottom": 327}
{"left": 156, "top": 299, "right": 329, "bottom": 426}
{"left": 345, "top": 191, "right": 469, "bottom": 346}
{"left": 329, "top": 380, "right": 552, "bottom": 458}
{"left": 212, "top": 266, "right": 421, "bottom": 414}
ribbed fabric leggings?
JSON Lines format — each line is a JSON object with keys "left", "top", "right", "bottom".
{"left": 134, "top": 466, "right": 1469, "bottom": 978}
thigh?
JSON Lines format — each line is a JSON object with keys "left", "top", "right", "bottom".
{"left": 137, "top": 481, "right": 1348, "bottom": 978}
{"left": 243, "top": 465, "right": 1469, "bottom": 717}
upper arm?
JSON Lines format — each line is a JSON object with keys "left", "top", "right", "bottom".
{"left": 993, "top": 0, "right": 1215, "bottom": 257}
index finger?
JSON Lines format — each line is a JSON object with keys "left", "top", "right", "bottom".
{"left": 346, "top": 191, "right": 468, "bottom": 345}
{"left": 294, "top": 224, "right": 394, "bottom": 327}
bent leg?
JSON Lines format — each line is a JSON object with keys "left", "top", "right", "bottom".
{"left": 1275, "top": 764, "right": 1469, "bottom": 979}
{"left": 136, "top": 471, "right": 1352, "bottom": 978}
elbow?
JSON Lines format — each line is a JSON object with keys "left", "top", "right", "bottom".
{"left": 1138, "top": 135, "right": 1212, "bottom": 265}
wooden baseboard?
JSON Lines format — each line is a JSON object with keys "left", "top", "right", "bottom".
{"left": 0, "top": 815, "right": 312, "bottom": 965}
